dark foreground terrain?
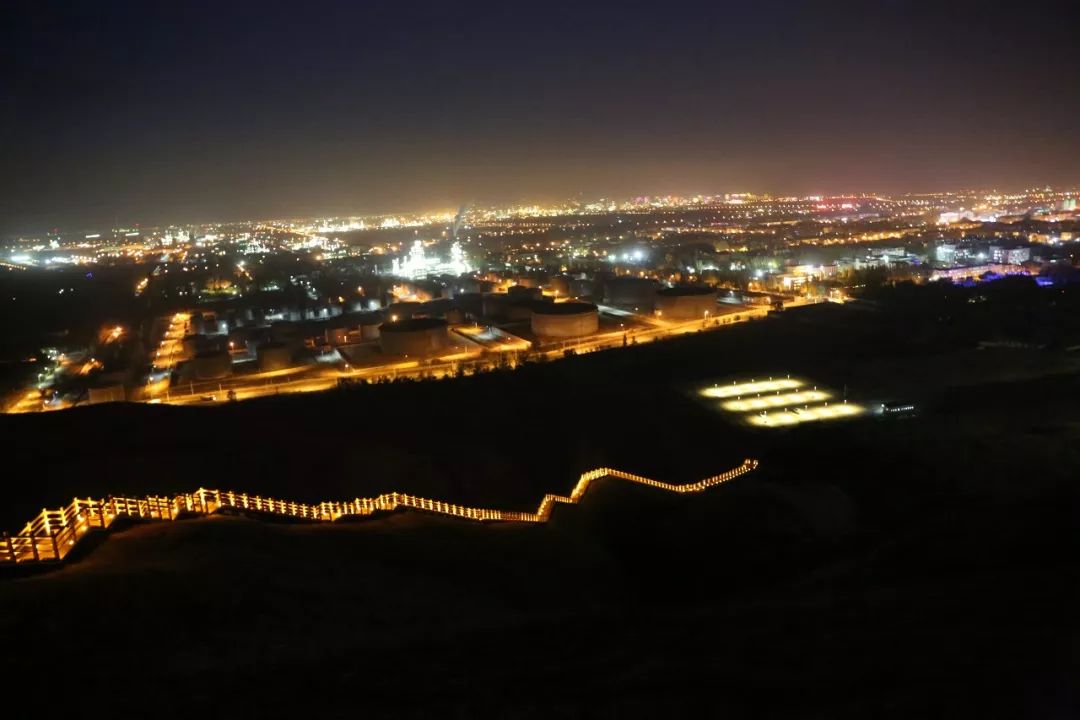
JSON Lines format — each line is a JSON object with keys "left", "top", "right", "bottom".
{"left": 2, "top": 300, "right": 1079, "bottom": 717}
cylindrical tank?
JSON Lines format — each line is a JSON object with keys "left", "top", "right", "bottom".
{"left": 191, "top": 350, "right": 232, "bottom": 380}
{"left": 569, "top": 278, "right": 597, "bottom": 299}
{"left": 605, "top": 277, "right": 658, "bottom": 310}
{"left": 547, "top": 275, "right": 571, "bottom": 297}
{"left": 182, "top": 335, "right": 201, "bottom": 358}
{"left": 354, "top": 311, "right": 383, "bottom": 341}
{"left": 482, "top": 293, "right": 507, "bottom": 319}
{"left": 451, "top": 279, "right": 481, "bottom": 296}
{"left": 325, "top": 327, "right": 349, "bottom": 346}
{"left": 531, "top": 302, "right": 600, "bottom": 338}
{"left": 379, "top": 318, "right": 451, "bottom": 357}
{"left": 183, "top": 334, "right": 225, "bottom": 358}
{"left": 455, "top": 292, "right": 483, "bottom": 318}
{"left": 385, "top": 302, "right": 422, "bottom": 323}
{"left": 420, "top": 298, "right": 455, "bottom": 317}
{"left": 257, "top": 342, "right": 293, "bottom": 372}
{"left": 505, "top": 301, "right": 537, "bottom": 322}
{"left": 191, "top": 314, "right": 217, "bottom": 336}
{"left": 507, "top": 285, "right": 542, "bottom": 302}
{"left": 654, "top": 286, "right": 718, "bottom": 320}
{"left": 269, "top": 321, "right": 301, "bottom": 345}
{"left": 513, "top": 274, "right": 543, "bottom": 289}
{"left": 228, "top": 328, "right": 255, "bottom": 354}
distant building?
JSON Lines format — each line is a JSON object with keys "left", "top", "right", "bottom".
{"left": 789, "top": 264, "right": 839, "bottom": 279}
{"left": 391, "top": 241, "right": 471, "bottom": 280}
{"left": 988, "top": 245, "right": 1030, "bottom": 265}
{"left": 929, "top": 263, "right": 1031, "bottom": 283}
{"left": 777, "top": 274, "right": 808, "bottom": 291}
{"left": 879, "top": 401, "right": 916, "bottom": 416}
{"left": 1005, "top": 247, "right": 1030, "bottom": 265}
{"left": 936, "top": 243, "right": 957, "bottom": 264}
{"left": 938, "top": 211, "right": 975, "bottom": 225}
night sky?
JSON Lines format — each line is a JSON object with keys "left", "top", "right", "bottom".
{"left": 2, "top": 0, "right": 1078, "bottom": 233}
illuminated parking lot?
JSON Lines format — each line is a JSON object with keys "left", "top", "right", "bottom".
{"left": 700, "top": 378, "right": 803, "bottom": 398}
{"left": 746, "top": 401, "right": 863, "bottom": 426}
{"left": 721, "top": 389, "right": 830, "bottom": 412}
{"left": 700, "top": 376, "right": 865, "bottom": 428}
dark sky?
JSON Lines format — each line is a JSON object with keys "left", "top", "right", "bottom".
{"left": 2, "top": 0, "right": 1078, "bottom": 233}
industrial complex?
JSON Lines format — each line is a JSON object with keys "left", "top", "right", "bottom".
{"left": 7, "top": 184, "right": 1077, "bottom": 413}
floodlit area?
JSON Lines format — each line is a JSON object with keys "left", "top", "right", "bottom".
{"left": 701, "top": 378, "right": 803, "bottom": 398}
{"left": 746, "top": 402, "right": 863, "bottom": 427}
{"left": 721, "top": 389, "right": 830, "bottom": 412}
{"left": 700, "top": 376, "right": 865, "bottom": 428}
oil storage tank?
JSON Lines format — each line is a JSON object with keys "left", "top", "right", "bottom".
{"left": 269, "top": 321, "right": 302, "bottom": 346}
{"left": 455, "top": 292, "right": 483, "bottom": 318}
{"left": 257, "top": 342, "right": 294, "bottom": 372}
{"left": 419, "top": 298, "right": 455, "bottom": 318}
{"left": 513, "top": 273, "right": 543, "bottom": 289}
{"left": 379, "top": 317, "right": 451, "bottom": 357}
{"left": 507, "top": 285, "right": 542, "bottom": 302}
{"left": 654, "top": 286, "right": 718, "bottom": 320}
{"left": 546, "top": 275, "right": 571, "bottom": 297}
{"left": 190, "top": 350, "right": 232, "bottom": 380}
{"left": 605, "top": 277, "right": 658, "bottom": 310}
{"left": 531, "top": 302, "right": 599, "bottom": 338}
{"left": 481, "top": 293, "right": 507, "bottom": 319}
{"left": 325, "top": 327, "right": 350, "bottom": 346}
{"left": 569, "top": 277, "right": 597, "bottom": 299}
{"left": 505, "top": 299, "right": 544, "bottom": 322}
{"left": 385, "top": 301, "right": 422, "bottom": 323}
{"left": 355, "top": 312, "right": 383, "bottom": 340}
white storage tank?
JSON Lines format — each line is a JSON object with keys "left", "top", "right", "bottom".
{"left": 531, "top": 302, "right": 599, "bottom": 338}
{"left": 605, "top": 277, "right": 658, "bottom": 310}
{"left": 257, "top": 342, "right": 294, "bottom": 372}
{"left": 379, "top": 318, "right": 451, "bottom": 357}
{"left": 654, "top": 286, "right": 718, "bottom": 320}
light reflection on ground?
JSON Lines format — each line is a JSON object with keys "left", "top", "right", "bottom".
{"left": 700, "top": 376, "right": 865, "bottom": 427}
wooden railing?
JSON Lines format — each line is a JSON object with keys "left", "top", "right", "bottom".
{"left": 0, "top": 459, "right": 758, "bottom": 565}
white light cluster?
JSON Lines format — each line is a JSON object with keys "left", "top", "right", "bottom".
{"left": 701, "top": 376, "right": 865, "bottom": 428}
{"left": 391, "top": 240, "right": 471, "bottom": 279}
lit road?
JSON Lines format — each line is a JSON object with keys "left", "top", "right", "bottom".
{"left": 143, "top": 312, "right": 190, "bottom": 401}
{"left": 537, "top": 304, "right": 772, "bottom": 359}
{"left": 7, "top": 389, "right": 45, "bottom": 414}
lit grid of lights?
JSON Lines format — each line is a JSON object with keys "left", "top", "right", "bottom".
{"left": 746, "top": 402, "right": 862, "bottom": 426}
{"left": 700, "top": 378, "right": 803, "bottom": 398}
{"left": 700, "top": 376, "right": 865, "bottom": 428}
{"left": 722, "top": 389, "right": 830, "bottom": 412}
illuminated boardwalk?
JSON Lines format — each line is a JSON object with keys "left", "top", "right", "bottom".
{"left": 0, "top": 459, "right": 758, "bottom": 565}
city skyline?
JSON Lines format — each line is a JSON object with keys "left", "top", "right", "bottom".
{"left": 4, "top": 0, "right": 1079, "bottom": 234}
{"left": 6, "top": 183, "right": 1079, "bottom": 239}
